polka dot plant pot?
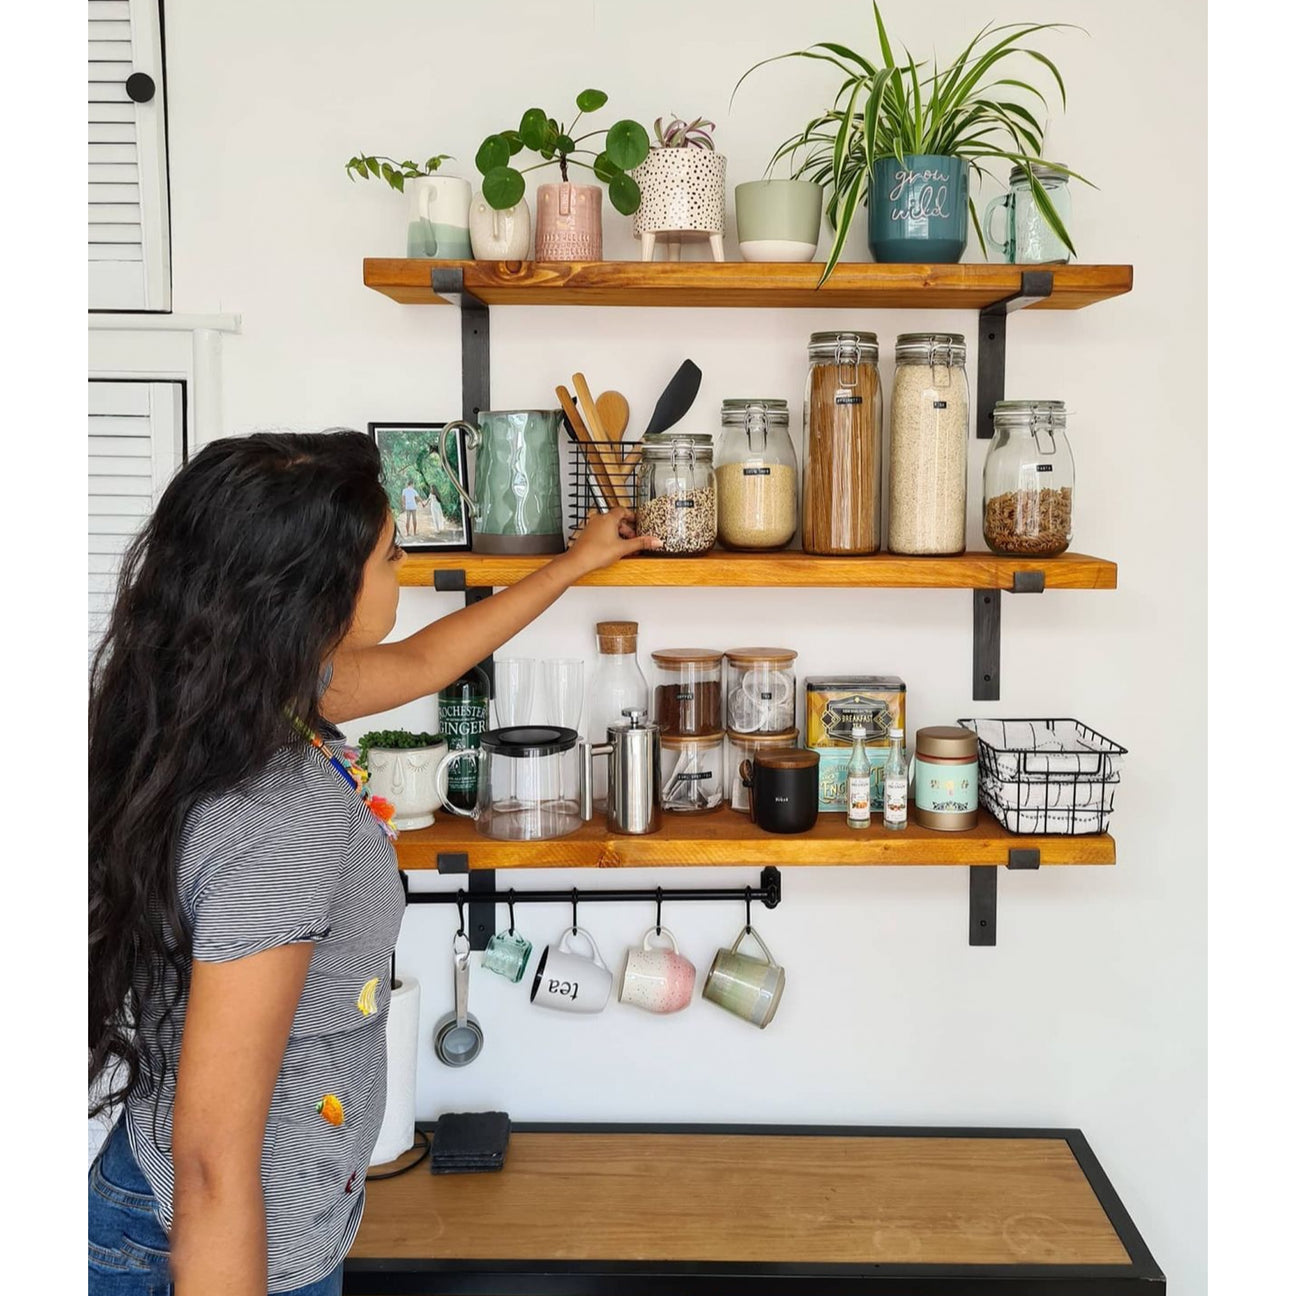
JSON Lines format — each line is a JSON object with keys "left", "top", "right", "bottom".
{"left": 632, "top": 149, "right": 727, "bottom": 239}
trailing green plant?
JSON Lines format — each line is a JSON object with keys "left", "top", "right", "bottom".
{"left": 345, "top": 153, "right": 452, "bottom": 193}
{"left": 475, "top": 91, "right": 650, "bottom": 213}
{"left": 652, "top": 114, "right": 717, "bottom": 150}
{"left": 733, "top": 3, "right": 1091, "bottom": 282}
{"left": 356, "top": 729, "right": 444, "bottom": 769}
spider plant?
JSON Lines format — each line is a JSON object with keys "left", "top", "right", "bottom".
{"left": 733, "top": 3, "right": 1091, "bottom": 282}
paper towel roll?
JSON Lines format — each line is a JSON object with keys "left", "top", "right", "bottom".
{"left": 369, "top": 975, "right": 421, "bottom": 1167}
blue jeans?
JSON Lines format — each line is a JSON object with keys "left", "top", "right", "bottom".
{"left": 89, "top": 1117, "right": 344, "bottom": 1296}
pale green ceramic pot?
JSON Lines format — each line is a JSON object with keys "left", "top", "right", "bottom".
{"left": 735, "top": 180, "right": 823, "bottom": 262}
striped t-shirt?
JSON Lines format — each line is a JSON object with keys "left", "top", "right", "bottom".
{"left": 125, "top": 725, "right": 405, "bottom": 1292}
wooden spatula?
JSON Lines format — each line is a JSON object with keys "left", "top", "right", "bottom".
{"left": 595, "top": 390, "right": 630, "bottom": 442}
{"left": 556, "top": 383, "right": 619, "bottom": 515}
{"left": 572, "top": 373, "right": 628, "bottom": 507}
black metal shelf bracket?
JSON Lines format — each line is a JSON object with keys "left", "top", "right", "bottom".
{"left": 401, "top": 867, "right": 783, "bottom": 951}
{"left": 975, "top": 269, "right": 1055, "bottom": 440}
{"left": 972, "top": 571, "right": 1047, "bottom": 702}
{"left": 968, "top": 849, "right": 1042, "bottom": 946}
{"left": 431, "top": 267, "right": 490, "bottom": 426}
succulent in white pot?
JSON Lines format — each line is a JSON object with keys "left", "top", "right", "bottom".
{"left": 632, "top": 115, "right": 726, "bottom": 261}
{"left": 358, "top": 730, "right": 448, "bottom": 831}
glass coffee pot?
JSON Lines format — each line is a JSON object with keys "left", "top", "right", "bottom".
{"left": 437, "top": 726, "right": 582, "bottom": 841}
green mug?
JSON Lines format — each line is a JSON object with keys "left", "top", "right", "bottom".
{"left": 702, "top": 925, "right": 785, "bottom": 1028}
{"left": 482, "top": 928, "right": 533, "bottom": 983}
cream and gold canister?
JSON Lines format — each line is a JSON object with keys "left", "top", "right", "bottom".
{"left": 912, "top": 725, "right": 979, "bottom": 830}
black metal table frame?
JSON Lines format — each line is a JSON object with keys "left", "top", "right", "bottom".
{"left": 343, "top": 1121, "right": 1165, "bottom": 1295}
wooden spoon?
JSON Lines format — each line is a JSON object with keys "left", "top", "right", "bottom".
{"left": 572, "top": 372, "right": 628, "bottom": 507}
{"left": 595, "top": 390, "right": 630, "bottom": 442}
{"left": 555, "top": 384, "right": 618, "bottom": 515}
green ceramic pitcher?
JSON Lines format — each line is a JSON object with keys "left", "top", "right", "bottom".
{"left": 440, "top": 410, "right": 565, "bottom": 554}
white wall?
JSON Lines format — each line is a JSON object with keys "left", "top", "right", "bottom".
{"left": 164, "top": 0, "right": 1204, "bottom": 1288}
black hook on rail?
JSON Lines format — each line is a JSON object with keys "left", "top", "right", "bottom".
{"left": 456, "top": 892, "right": 466, "bottom": 938}
{"left": 745, "top": 886, "right": 753, "bottom": 934}
{"left": 655, "top": 886, "right": 663, "bottom": 936}
{"left": 571, "top": 887, "right": 579, "bottom": 935}
{"left": 507, "top": 889, "right": 517, "bottom": 935}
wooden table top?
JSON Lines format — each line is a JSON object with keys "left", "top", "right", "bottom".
{"left": 346, "top": 1123, "right": 1163, "bottom": 1295}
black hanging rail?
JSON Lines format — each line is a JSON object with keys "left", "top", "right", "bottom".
{"left": 400, "top": 867, "right": 782, "bottom": 949}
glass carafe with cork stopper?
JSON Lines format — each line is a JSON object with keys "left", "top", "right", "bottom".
{"left": 588, "top": 621, "right": 649, "bottom": 810}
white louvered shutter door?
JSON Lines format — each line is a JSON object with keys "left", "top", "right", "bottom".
{"left": 89, "top": 0, "right": 170, "bottom": 310}
{"left": 89, "top": 381, "right": 183, "bottom": 662}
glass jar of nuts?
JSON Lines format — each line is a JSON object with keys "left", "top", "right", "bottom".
{"left": 635, "top": 432, "right": 717, "bottom": 556}
{"left": 982, "top": 400, "right": 1074, "bottom": 556}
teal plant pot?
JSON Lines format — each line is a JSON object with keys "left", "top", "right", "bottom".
{"left": 868, "top": 155, "right": 969, "bottom": 263}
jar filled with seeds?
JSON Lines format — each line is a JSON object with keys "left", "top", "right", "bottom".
{"left": 660, "top": 731, "right": 725, "bottom": 813}
{"left": 726, "top": 728, "right": 800, "bottom": 811}
{"left": 982, "top": 400, "right": 1075, "bottom": 556}
{"left": 802, "top": 331, "right": 882, "bottom": 554}
{"left": 715, "top": 399, "right": 798, "bottom": 550}
{"left": 635, "top": 431, "right": 717, "bottom": 556}
{"left": 651, "top": 649, "right": 724, "bottom": 736}
{"left": 887, "top": 333, "right": 969, "bottom": 555}
{"left": 724, "top": 647, "right": 797, "bottom": 734}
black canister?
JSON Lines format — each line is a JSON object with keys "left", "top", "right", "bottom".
{"left": 740, "top": 747, "right": 820, "bottom": 834}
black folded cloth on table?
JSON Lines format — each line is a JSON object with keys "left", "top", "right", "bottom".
{"left": 430, "top": 1111, "right": 511, "bottom": 1174}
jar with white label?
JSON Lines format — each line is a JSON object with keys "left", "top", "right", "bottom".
{"left": 724, "top": 647, "right": 797, "bottom": 734}
{"left": 636, "top": 432, "right": 717, "bottom": 556}
{"left": 726, "top": 728, "right": 800, "bottom": 811}
{"left": 982, "top": 400, "right": 1074, "bottom": 556}
{"left": 659, "top": 731, "right": 725, "bottom": 813}
{"left": 715, "top": 399, "right": 798, "bottom": 550}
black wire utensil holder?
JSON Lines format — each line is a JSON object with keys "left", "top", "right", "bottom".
{"left": 564, "top": 424, "right": 642, "bottom": 540}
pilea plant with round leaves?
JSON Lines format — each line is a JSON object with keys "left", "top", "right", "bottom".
{"left": 475, "top": 90, "right": 651, "bottom": 214}
{"left": 344, "top": 153, "right": 453, "bottom": 193}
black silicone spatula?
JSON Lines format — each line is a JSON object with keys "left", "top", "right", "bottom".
{"left": 642, "top": 359, "right": 702, "bottom": 437}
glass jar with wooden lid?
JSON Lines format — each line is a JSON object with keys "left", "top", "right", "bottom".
{"left": 724, "top": 647, "right": 797, "bottom": 734}
{"left": 802, "top": 331, "right": 882, "bottom": 555}
{"left": 659, "top": 730, "right": 725, "bottom": 813}
{"left": 651, "top": 649, "right": 724, "bottom": 736}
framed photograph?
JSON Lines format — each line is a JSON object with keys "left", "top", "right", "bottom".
{"left": 368, "top": 422, "right": 472, "bottom": 552}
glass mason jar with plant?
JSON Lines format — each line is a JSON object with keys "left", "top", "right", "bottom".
{"left": 734, "top": 2, "right": 1091, "bottom": 277}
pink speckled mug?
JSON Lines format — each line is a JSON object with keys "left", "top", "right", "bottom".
{"left": 618, "top": 926, "right": 696, "bottom": 1014}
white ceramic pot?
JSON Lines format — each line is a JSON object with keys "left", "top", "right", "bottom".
{"left": 469, "top": 192, "right": 532, "bottom": 259}
{"left": 632, "top": 150, "right": 726, "bottom": 261}
{"left": 365, "top": 741, "right": 448, "bottom": 830}
{"left": 405, "top": 176, "right": 472, "bottom": 259}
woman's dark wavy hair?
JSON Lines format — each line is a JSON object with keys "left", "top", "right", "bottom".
{"left": 89, "top": 430, "right": 391, "bottom": 1116}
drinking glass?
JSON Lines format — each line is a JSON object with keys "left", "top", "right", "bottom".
{"left": 492, "top": 658, "right": 535, "bottom": 728}
{"left": 541, "top": 658, "right": 584, "bottom": 731}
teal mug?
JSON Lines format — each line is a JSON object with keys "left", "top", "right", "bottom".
{"left": 867, "top": 154, "right": 969, "bottom": 264}
{"left": 482, "top": 928, "right": 533, "bottom": 983}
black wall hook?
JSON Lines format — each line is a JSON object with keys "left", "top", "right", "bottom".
{"left": 571, "top": 887, "right": 579, "bottom": 934}
{"left": 655, "top": 887, "right": 663, "bottom": 935}
{"left": 508, "top": 889, "right": 517, "bottom": 935}
{"left": 455, "top": 892, "right": 466, "bottom": 938}
{"left": 744, "top": 886, "right": 753, "bottom": 933}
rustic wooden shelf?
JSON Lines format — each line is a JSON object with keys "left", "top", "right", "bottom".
{"left": 363, "top": 258, "right": 1133, "bottom": 310}
{"left": 394, "top": 808, "right": 1114, "bottom": 871}
{"left": 399, "top": 547, "right": 1117, "bottom": 591}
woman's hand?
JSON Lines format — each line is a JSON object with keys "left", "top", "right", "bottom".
{"left": 562, "top": 507, "right": 660, "bottom": 577}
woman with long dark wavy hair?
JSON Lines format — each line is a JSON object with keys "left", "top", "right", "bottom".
{"left": 88, "top": 430, "right": 655, "bottom": 1295}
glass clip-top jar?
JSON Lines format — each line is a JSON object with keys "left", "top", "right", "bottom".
{"left": 716, "top": 399, "right": 798, "bottom": 550}
{"left": 982, "top": 399, "right": 1075, "bottom": 557}
{"left": 636, "top": 431, "right": 717, "bottom": 556}
{"left": 887, "top": 333, "right": 969, "bottom": 556}
{"left": 986, "top": 162, "right": 1073, "bottom": 265}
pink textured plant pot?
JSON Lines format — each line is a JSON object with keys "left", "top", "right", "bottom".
{"left": 535, "top": 182, "right": 603, "bottom": 261}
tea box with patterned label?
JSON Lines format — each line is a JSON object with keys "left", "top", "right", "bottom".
{"left": 805, "top": 676, "right": 906, "bottom": 813}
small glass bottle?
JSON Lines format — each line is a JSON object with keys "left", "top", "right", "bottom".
{"left": 588, "top": 621, "right": 649, "bottom": 809}
{"left": 438, "top": 664, "right": 491, "bottom": 813}
{"left": 846, "top": 725, "right": 871, "bottom": 829}
{"left": 883, "top": 727, "right": 908, "bottom": 831}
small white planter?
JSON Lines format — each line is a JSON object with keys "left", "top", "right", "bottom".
{"left": 405, "top": 176, "right": 472, "bottom": 259}
{"left": 469, "top": 192, "right": 532, "bottom": 259}
{"left": 365, "top": 741, "right": 448, "bottom": 831}
{"left": 632, "top": 149, "right": 726, "bottom": 262}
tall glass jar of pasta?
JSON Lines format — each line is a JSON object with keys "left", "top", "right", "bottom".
{"left": 802, "top": 331, "right": 882, "bottom": 554}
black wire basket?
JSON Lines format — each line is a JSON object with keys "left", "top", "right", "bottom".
{"left": 565, "top": 433, "right": 641, "bottom": 541}
{"left": 956, "top": 718, "right": 1128, "bottom": 836}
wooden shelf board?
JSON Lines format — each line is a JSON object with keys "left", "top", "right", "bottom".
{"left": 394, "top": 808, "right": 1115, "bottom": 870}
{"left": 364, "top": 258, "right": 1132, "bottom": 310}
{"left": 399, "top": 548, "right": 1117, "bottom": 590}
